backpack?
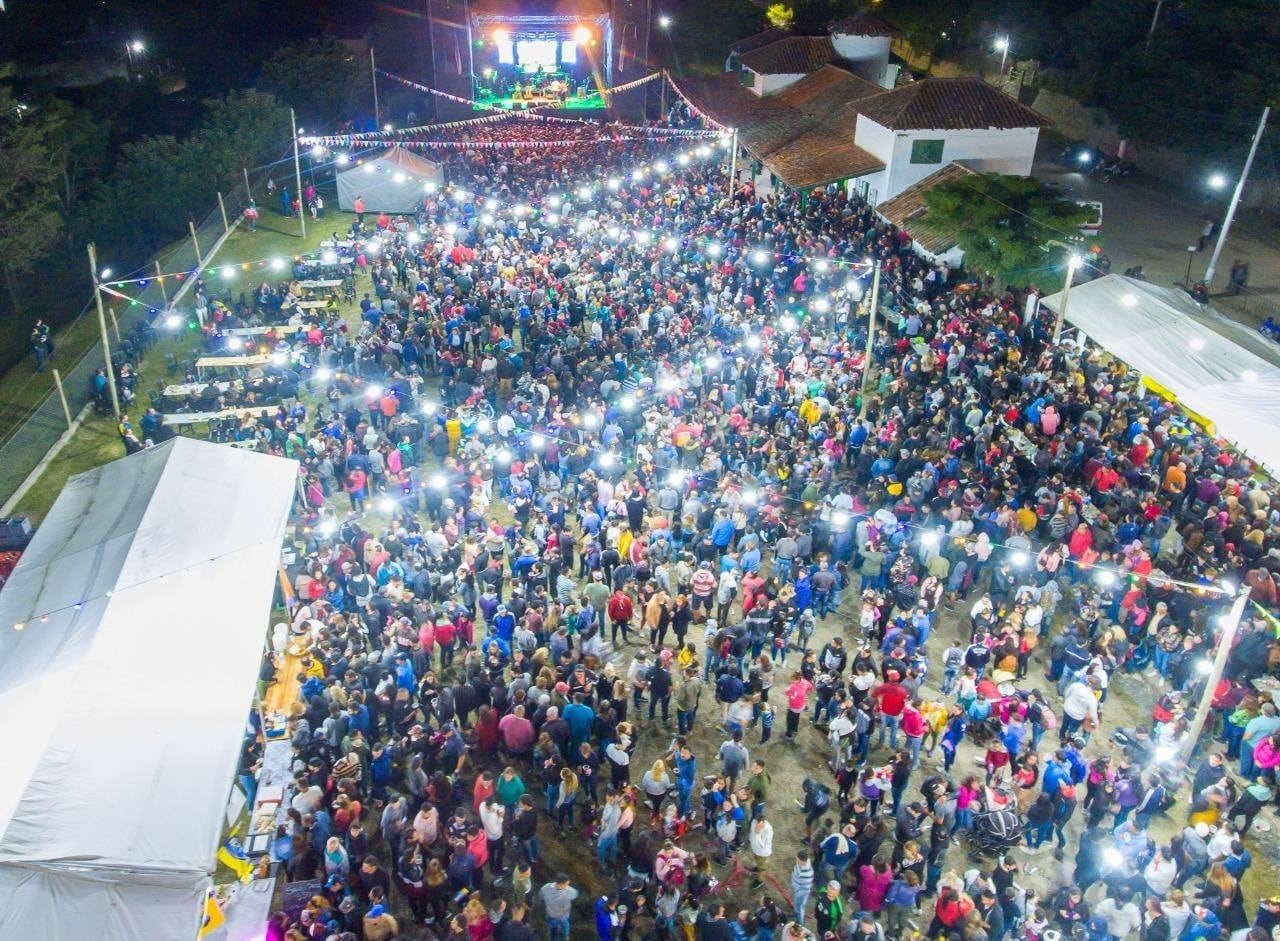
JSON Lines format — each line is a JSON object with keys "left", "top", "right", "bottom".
{"left": 1038, "top": 704, "right": 1057, "bottom": 730}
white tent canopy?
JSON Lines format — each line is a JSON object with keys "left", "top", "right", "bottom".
{"left": 0, "top": 438, "right": 297, "bottom": 940}
{"left": 336, "top": 146, "right": 443, "bottom": 212}
{"left": 1041, "top": 274, "right": 1280, "bottom": 474}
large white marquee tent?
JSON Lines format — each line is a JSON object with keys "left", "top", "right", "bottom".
{"left": 336, "top": 146, "right": 443, "bottom": 212}
{"left": 1041, "top": 274, "right": 1280, "bottom": 475}
{"left": 0, "top": 438, "right": 297, "bottom": 940}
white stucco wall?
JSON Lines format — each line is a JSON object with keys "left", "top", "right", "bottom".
{"left": 751, "top": 71, "right": 807, "bottom": 95}
{"left": 848, "top": 170, "right": 886, "bottom": 207}
{"left": 877, "top": 125, "right": 1040, "bottom": 200}
{"left": 853, "top": 115, "right": 895, "bottom": 163}
{"left": 829, "top": 33, "right": 890, "bottom": 84}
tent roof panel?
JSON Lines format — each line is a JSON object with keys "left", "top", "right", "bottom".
{"left": 0, "top": 438, "right": 296, "bottom": 902}
{"left": 1040, "top": 274, "right": 1280, "bottom": 473}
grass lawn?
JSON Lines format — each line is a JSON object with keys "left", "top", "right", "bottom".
{"left": 0, "top": 209, "right": 336, "bottom": 449}
{"left": 10, "top": 211, "right": 351, "bottom": 523}
{"left": 0, "top": 305, "right": 111, "bottom": 444}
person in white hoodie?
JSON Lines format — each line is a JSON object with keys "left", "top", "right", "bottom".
{"left": 749, "top": 812, "right": 774, "bottom": 888}
{"left": 478, "top": 796, "right": 507, "bottom": 875}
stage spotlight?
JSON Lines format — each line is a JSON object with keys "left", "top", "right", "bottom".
{"left": 493, "top": 28, "right": 509, "bottom": 44}
{"left": 574, "top": 25, "right": 591, "bottom": 44}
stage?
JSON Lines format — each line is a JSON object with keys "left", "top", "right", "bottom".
{"left": 427, "top": 0, "right": 652, "bottom": 122}
{"left": 474, "top": 90, "right": 608, "bottom": 111}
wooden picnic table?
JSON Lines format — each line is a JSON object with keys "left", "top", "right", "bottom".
{"left": 162, "top": 380, "right": 232, "bottom": 397}
{"left": 162, "top": 403, "right": 279, "bottom": 426}
{"left": 223, "top": 323, "right": 305, "bottom": 337}
{"left": 195, "top": 354, "right": 272, "bottom": 371}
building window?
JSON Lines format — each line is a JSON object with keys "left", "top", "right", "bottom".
{"left": 910, "top": 139, "right": 944, "bottom": 164}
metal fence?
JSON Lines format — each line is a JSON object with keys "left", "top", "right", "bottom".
{"left": 0, "top": 169, "right": 272, "bottom": 510}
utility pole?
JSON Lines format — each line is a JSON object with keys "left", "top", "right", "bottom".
{"left": 858, "top": 261, "right": 881, "bottom": 419}
{"left": 728, "top": 127, "right": 738, "bottom": 191}
{"left": 1179, "top": 586, "right": 1251, "bottom": 763}
{"left": 291, "top": 108, "right": 307, "bottom": 238}
{"left": 188, "top": 220, "right": 203, "bottom": 268}
{"left": 154, "top": 259, "right": 168, "bottom": 306}
{"left": 371, "top": 47, "right": 381, "bottom": 128}
{"left": 1204, "top": 106, "right": 1269, "bottom": 288}
{"left": 87, "top": 243, "right": 121, "bottom": 418}
{"left": 1051, "top": 254, "right": 1082, "bottom": 344}
{"left": 1145, "top": 0, "right": 1164, "bottom": 50}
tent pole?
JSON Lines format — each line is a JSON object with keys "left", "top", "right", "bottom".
{"left": 1051, "top": 256, "right": 1081, "bottom": 344}
{"left": 291, "top": 108, "right": 307, "bottom": 239}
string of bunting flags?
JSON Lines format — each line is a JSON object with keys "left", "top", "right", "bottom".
{"left": 661, "top": 69, "right": 733, "bottom": 134}
{"left": 310, "top": 136, "right": 711, "bottom": 150}
{"left": 377, "top": 67, "right": 662, "bottom": 109}
{"left": 376, "top": 70, "right": 508, "bottom": 112}
{"left": 100, "top": 136, "right": 737, "bottom": 290}
{"left": 301, "top": 71, "right": 713, "bottom": 148}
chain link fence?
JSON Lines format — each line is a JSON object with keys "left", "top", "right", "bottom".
{"left": 0, "top": 169, "right": 274, "bottom": 510}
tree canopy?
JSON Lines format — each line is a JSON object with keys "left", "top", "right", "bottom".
{"left": 920, "top": 173, "right": 1088, "bottom": 286}
{"left": 0, "top": 76, "right": 64, "bottom": 314}
{"left": 259, "top": 37, "right": 371, "bottom": 129}
{"left": 87, "top": 89, "right": 290, "bottom": 258}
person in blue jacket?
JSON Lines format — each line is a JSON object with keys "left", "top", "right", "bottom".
{"left": 595, "top": 895, "right": 622, "bottom": 940}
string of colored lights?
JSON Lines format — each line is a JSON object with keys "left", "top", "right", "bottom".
{"left": 98, "top": 138, "right": 738, "bottom": 291}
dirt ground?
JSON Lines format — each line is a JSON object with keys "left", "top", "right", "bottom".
{"left": 522, "top": 581, "right": 1280, "bottom": 937}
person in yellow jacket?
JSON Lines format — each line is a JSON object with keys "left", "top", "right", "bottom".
{"left": 445, "top": 415, "right": 461, "bottom": 455}
{"left": 798, "top": 398, "right": 821, "bottom": 426}
{"left": 920, "top": 698, "right": 950, "bottom": 755}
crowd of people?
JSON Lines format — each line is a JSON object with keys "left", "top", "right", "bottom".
{"left": 221, "top": 110, "right": 1280, "bottom": 941}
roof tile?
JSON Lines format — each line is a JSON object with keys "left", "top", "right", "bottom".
{"left": 875, "top": 162, "right": 977, "bottom": 254}
{"left": 739, "top": 36, "right": 839, "bottom": 75}
{"left": 854, "top": 78, "right": 1050, "bottom": 131}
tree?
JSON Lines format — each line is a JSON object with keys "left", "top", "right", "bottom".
{"left": 38, "top": 98, "right": 109, "bottom": 250}
{"left": 89, "top": 90, "right": 291, "bottom": 259}
{"left": 88, "top": 135, "right": 205, "bottom": 258}
{"left": 0, "top": 77, "right": 64, "bottom": 316}
{"left": 193, "top": 89, "right": 291, "bottom": 192}
{"left": 765, "top": 4, "right": 796, "bottom": 28}
{"left": 876, "top": 0, "right": 965, "bottom": 60}
{"left": 259, "top": 37, "right": 371, "bottom": 129}
{"left": 921, "top": 173, "right": 1088, "bottom": 286}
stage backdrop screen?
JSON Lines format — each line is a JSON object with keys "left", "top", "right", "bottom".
{"left": 517, "top": 39, "right": 559, "bottom": 71}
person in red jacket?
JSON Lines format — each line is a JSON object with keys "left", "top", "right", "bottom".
{"left": 871, "top": 670, "right": 908, "bottom": 749}
{"left": 900, "top": 698, "right": 927, "bottom": 767}
{"left": 607, "top": 588, "right": 635, "bottom": 646}
{"left": 344, "top": 468, "right": 367, "bottom": 513}
{"left": 927, "top": 886, "right": 974, "bottom": 937}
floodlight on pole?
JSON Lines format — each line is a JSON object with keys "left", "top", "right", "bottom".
{"left": 1051, "top": 253, "right": 1083, "bottom": 345}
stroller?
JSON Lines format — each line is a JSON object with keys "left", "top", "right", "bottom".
{"left": 968, "top": 806, "right": 1023, "bottom": 856}
{"left": 967, "top": 787, "right": 1023, "bottom": 856}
